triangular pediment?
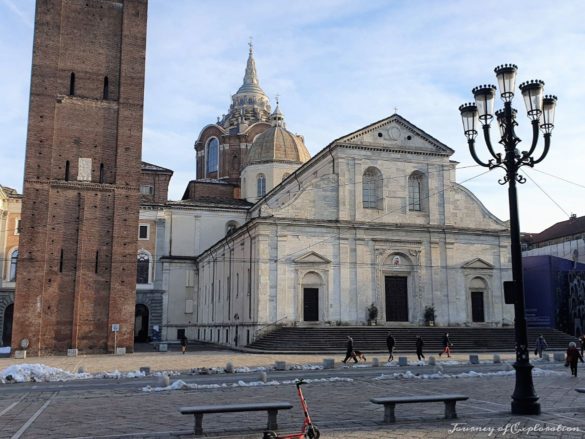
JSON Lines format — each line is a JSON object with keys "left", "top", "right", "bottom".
{"left": 462, "top": 258, "right": 495, "bottom": 269}
{"left": 335, "top": 114, "right": 453, "bottom": 156}
{"left": 293, "top": 251, "right": 331, "bottom": 264}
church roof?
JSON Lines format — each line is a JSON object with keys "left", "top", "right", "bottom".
{"left": 246, "top": 125, "right": 311, "bottom": 165}
{"left": 141, "top": 161, "right": 173, "bottom": 174}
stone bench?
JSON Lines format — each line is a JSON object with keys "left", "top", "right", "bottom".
{"left": 370, "top": 394, "right": 469, "bottom": 423}
{"left": 179, "top": 402, "right": 293, "bottom": 435}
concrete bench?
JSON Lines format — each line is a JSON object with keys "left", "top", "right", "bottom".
{"left": 179, "top": 402, "right": 293, "bottom": 435}
{"left": 370, "top": 394, "right": 469, "bottom": 423}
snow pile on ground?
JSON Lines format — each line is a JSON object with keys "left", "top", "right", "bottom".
{"left": 233, "top": 366, "right": 268, "bottom": 373}
{"left": 373, "top": 367, "right": 565, "bottom": 381}
{"left": 0, "top": 364, "right": 91, "bottom": 383}
{"left": 0, "top": 364, "right": 155, "bottom": 383}
{"left": 100, "top": 369, "right": 146, "bottom": 379}
{"left": 288, "top": 364, "right": 324, "bottom": 371}
{"left": 142, "top": 376, "right": 353, "bottom": 392}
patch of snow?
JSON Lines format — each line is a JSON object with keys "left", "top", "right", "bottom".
{"left": 0, "top": 364, "right": 91, "bottom": 383}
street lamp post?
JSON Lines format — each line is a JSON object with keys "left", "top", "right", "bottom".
{"left": 459, "top": 64, "right": 557, "bottom": 415}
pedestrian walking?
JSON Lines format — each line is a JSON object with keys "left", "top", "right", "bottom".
{"left": 342, "top": 335, "right": 358, "bottom": 364}
{"left": 416, "top": 335, "right": 425, "bottom": 361}
{"left": 386, "top": 332, "right": 396, "bottom": 362}
{"left": 565, "top": 341, "right": 584, "bottom": 377}
{"left": 579, "top": 334, "right": 585, "bottom": 357}
{"left": 439, "top": 332, "right": 452, "bottom": 358}
{"left": 534, "top": 334, "right": 548, "bottom": 358}
{"left": 180, "top": 336, "right": 188, "bottom": 354}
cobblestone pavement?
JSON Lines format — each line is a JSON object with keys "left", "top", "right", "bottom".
{"left": 1, "top": 350, "right": 584, "bottom": 438}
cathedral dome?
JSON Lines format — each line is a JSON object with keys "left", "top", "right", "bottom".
{"left": 246, "top": 123, "right": 311, "bottom": 166}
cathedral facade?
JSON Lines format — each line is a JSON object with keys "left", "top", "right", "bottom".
{"left": 7, "top": 2, "right": 514, "bottom": 354}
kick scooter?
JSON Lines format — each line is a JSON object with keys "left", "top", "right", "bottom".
{"left": 262, "top": 378, "right": 320, "bottom": 439}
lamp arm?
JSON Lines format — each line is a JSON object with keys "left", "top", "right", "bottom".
{"left": 482, "top": 125, "right": 499, "bottom": 160}
{"left": 524, "top": 119, "right": 540, "bottom": 158}
{"left": 468, "top": 138, "right": 491, "bottom": 168}
{"left": 531, "top": 132, "right": 551, "bottom": 165}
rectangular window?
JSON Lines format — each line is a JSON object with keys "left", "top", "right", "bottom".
{"left": 15, "top": 219, "right": 21, "bottom": 235}
{"left": 185, "top": 270, "right": 194, "bottom": 287}
{"left": 185, "top": 299, "right": 194, "bottom": 314}
{"left": 140, "top": 185, "right": 154, "bottom": 196}
{"left": 138, "top": 224, "right": 149, "bottom": 240}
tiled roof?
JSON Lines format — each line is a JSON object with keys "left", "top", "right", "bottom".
{"left": 532, "top": 215, "right": 585, "bottom": 243}
{"left": 141, "top": 161, "right": 173, "bottom": 174}
{"left": 169, "top": 197, "right": 252, "bottom": 209}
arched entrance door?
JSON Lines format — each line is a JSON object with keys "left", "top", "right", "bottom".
{"left": 2, "top": 304, "right": 13, "bottom": 347}
{"left": 470, "top": 277, "right": 487, "bottom": 323}
{"left": 302, "top": 272, "right": 323, "bottom": 322}
{"left": 134, "top": 304, "right": 149, "bottom": 342}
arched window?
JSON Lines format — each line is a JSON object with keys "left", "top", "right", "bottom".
{"left": 408, "top": 172, "right": 423, "bottom": 211}
{"left": 206, "top": 138, "right": 219, "bottom": 174}
{"left": 69, "top": 72, "right": 75, "bottom": 96}
{"left": 103, "top": 76, "right": 109, "bottom": 100}
{"left": 257, "top": 174, "right": 266, "bottom": 198}
{"left": 137, "top": 251, "right": 150, "bottom": 284}
{"left": 226, "top": 221, "right": 238, "bottom": 236}
{"left": 9, "top": 249, "right": 18, "bottom": 281}
{"left": 362, "top": 167, "right": 382, "bottom": 209}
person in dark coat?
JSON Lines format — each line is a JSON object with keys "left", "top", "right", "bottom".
{"left": 342, "top": 336, "right": 357, "bottom": 363}
{"left": 579, "top": 334, "right": 585, "bottom": 357}
{"left": 534, "top": 335, "right": 548, "bottom": 358}
{"left": 386, "top": 332, "right": 396, "bottom": 362}
{"left": 566, "top": 342, "right": 584, "bottom": 377}
{"left": 416, "top": 336, "right": 425, "bottom": 361}
{"left": 180, "top": 336, "right": 188, "bottom": 354}
{"left": 439, "top": 332, "right": 452, "bottom": 358}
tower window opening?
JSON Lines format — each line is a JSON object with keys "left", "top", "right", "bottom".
{"left": 103, "top": 76, "right": 109, "bottom": 100}
{"left": 69, "top": 73, "right": 75, "bottom": 96}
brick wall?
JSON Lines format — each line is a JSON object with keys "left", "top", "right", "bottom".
{"left": 12, "top": 0, "right": 148, "bottom": 355}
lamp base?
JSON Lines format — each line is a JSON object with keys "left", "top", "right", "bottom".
{"left": 511, "top": 360, "right": 541, "bottom": 415}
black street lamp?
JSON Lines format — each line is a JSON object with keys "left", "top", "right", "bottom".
{"left": 459, "top": 64, "right": 557, "bottom": 415}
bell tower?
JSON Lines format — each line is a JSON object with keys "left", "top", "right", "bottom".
{"left": 12, "top": 0, "right": 148, "bottom": 355}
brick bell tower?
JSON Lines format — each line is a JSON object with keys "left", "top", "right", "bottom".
{"left": 12, "top": 0, "right": 148, "bottom": 355}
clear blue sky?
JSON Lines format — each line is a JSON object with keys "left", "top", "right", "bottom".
{"left": 1, "top": 0, "right": 584, "bottom": 233}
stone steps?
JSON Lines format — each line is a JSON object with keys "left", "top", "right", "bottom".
{"left": 247, "top": 326, "right": 578, "bottom": 353}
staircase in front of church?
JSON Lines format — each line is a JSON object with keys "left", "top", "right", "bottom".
{"left": 247, "top": 326, "right": 577, "bottom": 354}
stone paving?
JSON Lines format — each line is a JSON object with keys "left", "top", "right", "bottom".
{"left": 0, "top": 350, "right": 584, "bottom": 438}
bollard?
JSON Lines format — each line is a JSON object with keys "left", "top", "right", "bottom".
{"left": 77, "top": 366, "right": 86, "bottom": 374}
{"left": 259, "top": 371, "right": 268, "bottom": 383}
{"left": 139, "top": 367, "right": 151, "bottom": 375}
{"left": 67, "top": 349, "right": 78, "bottom": 357}
{"left": 274, "top": 361, "right": 286, "bottom": 371}
{"left": 398, "top": 357, "right": 408, "bottom": 367}
{"left": 542, "top": 353, "right": 550, "bottom": 362}
{"left": 493, "top": 354, "right": 501, "bottom": 364}
{"left": 469, "top": 355, "right": 479, "bottom": 365}
{"left": 553, "top": 352, "right": 565, "bottom": 362}
{"left": 14, "top": 350, "right": 26, "bottom": 359}
{"left": 158, "top": 343, "right": 168, "bottom": 352}
{"left": 323, "top": 358, "right": 335, "bottom": 369}
{"left": 428, "top": 356, "right": 436, "bottom": 366}
{"left": 115, "top": 347, "right": 126, "bottom": 355}
{"left": 372, "top": 357, "right": 380, "bottom": 367}
{"left": 159, "top": 374, "right": 170, "bottom": 387}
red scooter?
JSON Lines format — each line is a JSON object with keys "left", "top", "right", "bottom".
{"left": 262, "top": 378, "right": 320, "bottom": 439}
